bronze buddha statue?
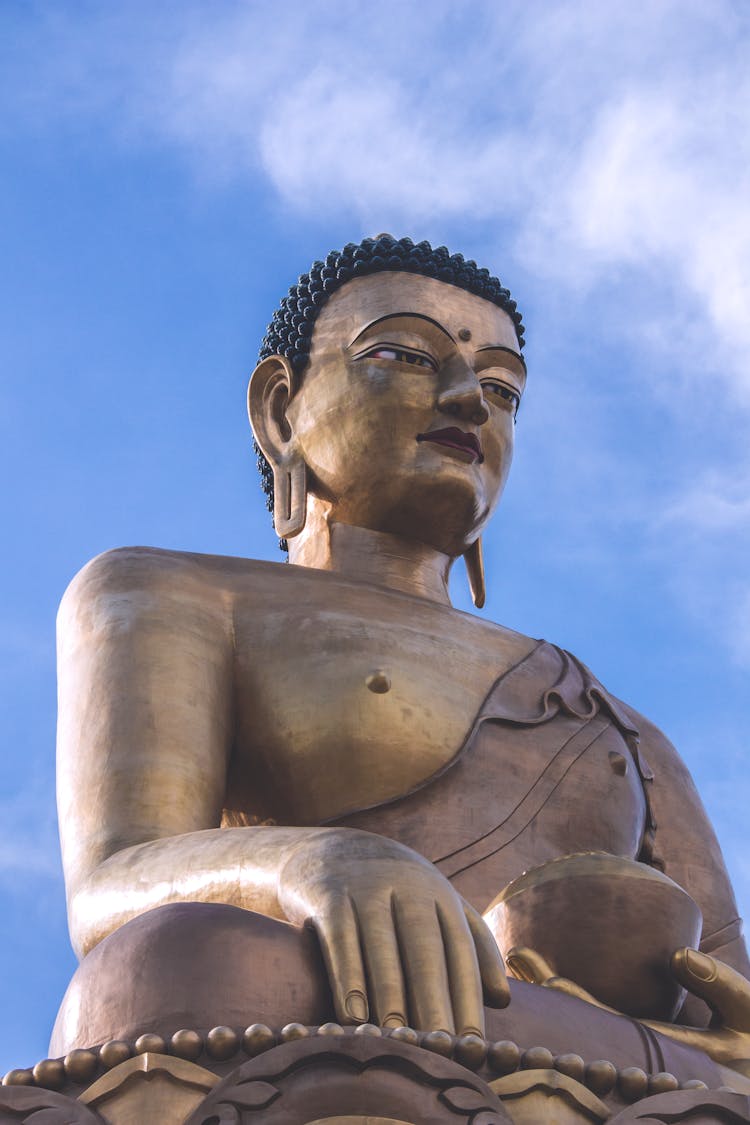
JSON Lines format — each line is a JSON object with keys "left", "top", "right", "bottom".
{"left": 49, "top": 236, "right": 750, "bottom": 1090}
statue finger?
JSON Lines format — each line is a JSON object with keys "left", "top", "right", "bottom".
{"left": 311, "top": 896, "right": 369, "bottom": 1026}
{"left": 505, "top": 945, "right": 557, "bottom": 985}
{"left": 671, "top": 948, "right": 750, "bottom": 1032}
{"left": 393, "top": 894, "right": 455, "bottom": 1033}
{"left": 356, "top": 894, "right": 408, "bottom": 1029}
{"left": 465, "top": 901, "right": 510, "bottom": 1009}
{"left": 437, "top": 900, "right": 485, "bottom": 1036}
{"left": 505, "top": 948, "right": 612, "bottom": 1011}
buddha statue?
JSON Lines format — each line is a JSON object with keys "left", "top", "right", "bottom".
{"left": 48, "top": 236, "right": 750, "bottom": 1097}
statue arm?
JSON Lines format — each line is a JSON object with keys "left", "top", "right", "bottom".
{"left": 635, "top": 710, "right": 750, "bottom": 1023}
{"left": 56, "top": 546, "right": 312, "bottom": 956}
{"left": 56, "top": 548, "right": 507, "bottom": 1033}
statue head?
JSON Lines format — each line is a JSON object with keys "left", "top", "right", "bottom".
{"left": 248, "top": 236, "right": 526, "bottom": 583}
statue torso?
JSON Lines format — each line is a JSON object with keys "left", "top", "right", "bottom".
{"left": 230, "top": 560, "right": 531, "bottom": 823}
{"left": 217, "top": 558, "right": 647, "bottom": 906}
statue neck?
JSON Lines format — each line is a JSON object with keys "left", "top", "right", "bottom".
{"left": 287, "top": 503, "right": 454, "bottom": 606}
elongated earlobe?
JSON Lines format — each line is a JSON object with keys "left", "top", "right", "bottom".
{"left": 464, "top": 538, "right": 486, "bottom": 609}
{"left": 247, "top": 354, "right": 307, "bottom": 540}
{"left": 273, "top": 457, "right": 307, "bottom": 539}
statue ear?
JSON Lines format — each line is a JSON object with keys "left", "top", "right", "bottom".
{"left": 247, "top": 355, "right": 307, "bottom": 539}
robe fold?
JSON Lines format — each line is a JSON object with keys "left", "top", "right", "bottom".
{"left": 332, "top": 640, "right": 659, "bottom": 907}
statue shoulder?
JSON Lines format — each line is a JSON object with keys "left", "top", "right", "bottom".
{"left": 610, "top": 695, "right": 690, "bottom": 778}
{"left": 58, "top": 545, "right": 288, "bottom": 624}
{"left": 552, "top": 643, "right": 689, "bottom": 772}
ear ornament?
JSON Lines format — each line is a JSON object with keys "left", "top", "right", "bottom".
{"left": 464, "top": 537, "right": 486, "bottom": 609}
{"left": 273, "top": 456, "right": 307, "bottom": 540}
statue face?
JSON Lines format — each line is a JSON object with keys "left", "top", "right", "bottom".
{"left": 287, "top": 272, "right": 526, "bottom": 556}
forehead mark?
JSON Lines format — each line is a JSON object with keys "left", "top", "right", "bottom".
{"left": 348, "top": 312, "right": 456, "bottom": 349}
{"left": 458, "top": 327, "right": 472, "bottom": 342}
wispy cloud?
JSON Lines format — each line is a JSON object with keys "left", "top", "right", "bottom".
{"left": 662, "top": 471, "right": 750, "bottom": 534}
{"left": 0, "top": 785, "right": 60, "bottom": 886}
{"left": 4, "top": 1, "right": 748, "bottom": 397}
{"left": 3, "top": 0, "right": 749, "bottom": 661}
{"left": 650, "top": 462, "right": 750, "bottom": 666}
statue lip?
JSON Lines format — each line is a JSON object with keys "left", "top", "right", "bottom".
{"left": 416, "top": 427, "right": 483, "bottom": 463}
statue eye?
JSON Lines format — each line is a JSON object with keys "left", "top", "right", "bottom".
{"left": 481, "top": 379, "right": 520, "bottom": 419}
{"left": 358, "top": 345, "right": 437, "bottom": 371}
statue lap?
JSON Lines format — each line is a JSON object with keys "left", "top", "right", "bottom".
{"left": 50, "top": 901, "right": 728, "bottom": 1089}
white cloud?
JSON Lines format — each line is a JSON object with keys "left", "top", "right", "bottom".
{"left": 23, "top": 0, "right": 739, "bottom": 404}
{"left": 6, "top": 4, "right": 748, "bottom": 324}
{"left": 525, "top": 79, "right": 750, "bottom": 394}
{"left": 258, "top": 67, "right": 523, "bottom": 222}
{"left": 4, "top": 0, "right": 750, "bottom": 660}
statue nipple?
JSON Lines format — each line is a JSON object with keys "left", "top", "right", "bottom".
{"left": 366, "top": 670, "right": 391, "bottom": 694}
{"left": 609, "top": 750, "right": 628, "bottom": 776}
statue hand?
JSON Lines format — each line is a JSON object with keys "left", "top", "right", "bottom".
{"left": 506, "top": 946, "right": 750, "bottom": 1075}
{"left": 278, "top": 828, "right": 509, "bottom": 1034}
{"left": 644, "top": 950, "right": 750, "bottom": 1074}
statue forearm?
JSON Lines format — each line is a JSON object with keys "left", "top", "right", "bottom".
{"left": 67, "top": 824, "right": 334, "bottom": 958}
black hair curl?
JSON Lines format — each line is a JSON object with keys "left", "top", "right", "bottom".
{"left": 253, "top": 234, "right": 525, "bottom": 550}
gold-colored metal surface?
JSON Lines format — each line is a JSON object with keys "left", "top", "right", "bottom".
{"left": 55, "top": 267, "right": 750, "bottom": 1063}
{"left": 506, "top": 946, "right": 750, "bottom": 1078}
{"left": 485, "top": 853, "right": 703, "bottom": 1020}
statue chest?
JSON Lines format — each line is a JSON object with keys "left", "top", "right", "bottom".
{"left": 231, "top": 599, "right": 505, "bottom": 824}
{"left": 228, "top": 599, "right": 647, "bottom": 879}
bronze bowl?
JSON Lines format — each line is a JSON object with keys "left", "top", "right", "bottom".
{"left": 483, "top": 851, "right": 703, "bottom": 1021}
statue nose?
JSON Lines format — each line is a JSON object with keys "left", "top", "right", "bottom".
{"left": 437, "top": 365, "right": 489, "bottom": 425}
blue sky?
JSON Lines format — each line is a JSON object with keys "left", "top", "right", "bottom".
{"left": 1, "top": 0, "right": 749, "bottom": 1073}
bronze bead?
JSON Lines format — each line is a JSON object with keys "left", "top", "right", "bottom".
{"left": 522, "top": 1045, "right": 555, "bottom": 1070}
{"left": 99, "top": 1040, "right": 131, "bottom": 1069}
{"left": 317, "top": 1022, "right": 345, "bottom": 1036}
{"left": 585, "top": 1059, "right": 617, "bottom": 1096}
{"left": 353, "top": 1023, "right": 382, "bottom": 1036}
{"left": 64, "top": 1049, "right": 98, "bottom": 1084}
{"left": 134, "top": 1034, "right": 166, "bottom": 1056}
{"left": 488, "top": 1040, "right": 521, "bottom": 1075}
{"left": 242, "top": 1024, "right": 276, "bottom": 1055}
{"left": 280, "top": 1022, "right": 309, "bottom": 1042}
{"left": 422, "top": 1030, "right": 453, "bottom": 1057}
{"left": 170, "top": 1029, "right": 203, "bottom": 1060}
{"left": 32, "top": 1058, "right": 65, "bottom": 1090}
{"left": 388, "top": 1025, "right": 419, "bottom": 1047}
{"left": 2, "top": 1069, "right": 34, "bottom": 1086}
{"left": 681, "top": 1078, "right": 709, "bottom": 1090}
{"left": 554, "top": 1053, "right": 585, "bottom": 1083}
{"left": 648, "top": 1071, "right": 679, "bottom": 1095}
{"left": 619, "top": 1066, "right": 649, "bottom": 1102}
{"left": 206, "top": 1026, "right": 239, "bottom": 1060}
{"left": 454, "top": 1034, "right": 487, "bottom": 1069}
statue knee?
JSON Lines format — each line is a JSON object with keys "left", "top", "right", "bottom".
{"left": 50, "top": 902, "right": 333, "bottom": 1054}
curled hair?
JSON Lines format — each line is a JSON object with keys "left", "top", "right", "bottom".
{"left": 253, "top": 234, "right": 525, "bottom": 549}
